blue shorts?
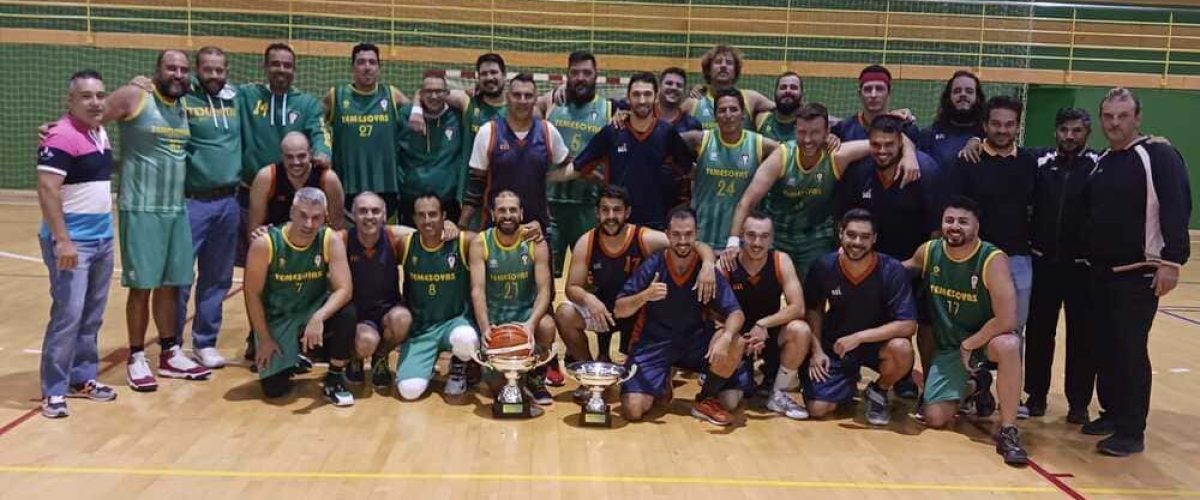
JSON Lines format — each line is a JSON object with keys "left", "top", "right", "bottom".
{"left": 801, "top": 342, "right": 883, "bottom": 404}
{"left": 621, "top": 331, "right": 754, "bottom": 397}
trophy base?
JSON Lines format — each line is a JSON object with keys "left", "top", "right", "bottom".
{"left": 491, "top": 400, "right": 543, "bottom": 419}
{"left": 578, "top": 406, "right": 613, "bottom": 428}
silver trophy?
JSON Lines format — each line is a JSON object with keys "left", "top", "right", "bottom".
{"left": 471, "top": 344, "right": 558, "bottom": 419}
{"left": 567, "top": 361, "right": 638, "bottom": 427}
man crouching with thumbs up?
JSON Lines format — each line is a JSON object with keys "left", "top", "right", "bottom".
{"left": 614, "top": 208, "right": 750, "bottom": 426}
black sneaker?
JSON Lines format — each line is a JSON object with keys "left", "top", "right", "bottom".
{"left": 370, "top": 356, "right": 392, "bottom": 388}
{"left": 894, "top": 375, "right": 919, "bottom": 399}
{"left": 525, "top": 375, "right": 553, "bottom": 406}
{"left": 295, "top": 353, "right": 314, "bottom": 374}
{"left": 345, "top": 359, "right": 365, "bottom": 384}
{"left": 970, "top": 370, "right": 996, "bottom": 418}
{"left": 1023, "top": 397, "right": 1047, "bottom": 417}
{"left": 1082, "top": 415, "right": 1117, "bottom": 436}
{"left": 1066, "top": 408, "right": 1090, "bottom": 425}
{"left": 995, "top": 425, "right": 1030, "bottom": 466}
{"left": 864, "top": 382, "right": 890, "bottom": 426}
{"left": 1097, "top": 435, "right": 1145, "bottom": 456}
{"left": 323, "top": 372, "right": 355, "bottom": 407}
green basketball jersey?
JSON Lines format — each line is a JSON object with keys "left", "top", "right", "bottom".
{"left": 263, "top": 225, "right": 331, "bottom": 322}
{"left": 547, "top": 96, "right": 611, "bottom": 205}
{"left": 693, "top": 90, "right": 754, "bottom": 131}
{"left": 402, "top": 234, "right": 470, "bottom": 328}
{"left": 923, "top": 238, "right": 1003, "bottom": 352}
{"left": 330, "top": 84, "right": 401, "bottom": 195}
{"left": 692, "top": 130, "right": 763, "bottom": 247}
{"left": 398, "top": 104, "right": 464, "bottom": 202}
{"left": 118, "top": 89, "right": 189, "bottom": 213}
{"left": 763, "top": 142, "right": 840, "bottom": 251}
{"left": 481, "top": 228, "right": 536, "bottom": 325}
{"left": 756, "top": 112, "right": 796, "bottom": 143}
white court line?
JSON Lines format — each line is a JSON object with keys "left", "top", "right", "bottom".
{"left": 1169, "top": 368, "right": 1191, "bottom": 373}
{"left": 22, "top": 349, "right": 40, "bottom": 355}
{"left": 0, "top": 249, "right": 243, "bottom": 283}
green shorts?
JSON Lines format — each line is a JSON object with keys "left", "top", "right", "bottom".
{"left": 777, "top": 234, "right": 835, "bottom": 278}
{"left": 119, "top": 210, "right": 194, "bottom": 289}
{"left": 396, "top": 316, "right": 473, "bottom": 381}
{"left": 548, "top": 202, "right": 596, "bottom": 275}
{"left": 924, "top": 348, "right": 989, "bottom": 405}
{"left": 257, "top": 315, "right": 306, "bottom": 379}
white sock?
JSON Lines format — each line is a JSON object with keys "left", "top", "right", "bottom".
{"left": 773, "top": 367, "right": 798, "bottom": 394}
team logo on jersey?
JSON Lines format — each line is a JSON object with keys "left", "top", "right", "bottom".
{"left": 342, "top": 99, "right": 350, "bottom": 109}
{"left": 288, "top": 111, "right": 299, "bottom": 124}
{"left": 617, "top": 143, "right": 628, "bottom": 153}
{"left": 498, "top": 140, "right": 510, "bottom": 152}
{"left": 38, "top": 147, "right": 53, "bottom": 162}
{"left": 447, "top": 254, "right": 456, "bottom": 270}
{"left": 279, "top": 257, "right": 287, "bottom": 267}
{"left": 740, "top": 153, "right": 749, "bottom": 167}
{"left": 380, "top": 99, "right": 388, "bottom": 112}
{"left": 592, "top": 262, "right": 603, "bottom": 270}
{"left": 931, "top": 265, "right": 941, "bottom": 277}
{"left": 709, "top": 151, "right": 718, "bottom": 161}
{"left": 970, "top": 275, "right": 979, "bottom": 290}
{"left": 520, "top": 253, "right": 530, "bottom": 266}
{"left": 831, "top": 287, "right": 842, "bottom": 296}
{"left": 862, "top": 188, "right": 872, "bottom": 199}
{"left": 488, "top": 258, "right": 498, "bottom": 269}
{"left": 935, "top": 133, "right": 946, "bottom": 141}
{"left": 817, "top": 172, "right": 824, "bottom": 182}
{"left": 445, "top": 128, "right": 455, "bottom": 141}
{"left": 314, "top": 254, "right": 323, "bottom": 267}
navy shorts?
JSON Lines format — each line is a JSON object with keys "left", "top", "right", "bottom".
{"left": 801, "top": 341, "right": 883, "bottom": 404}
{"left": 357, "top": 301, "right": 402, "bottom": 333}
{"left": 621, "top": 331, "right": 754, "bottom": 397}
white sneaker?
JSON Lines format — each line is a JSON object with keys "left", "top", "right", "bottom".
{"left": 41, "top": 395, "right": 68, "bottom": 418}
{"left": 127, "top": 351, "right": 158, "bottom": 392}
{"left": 766, "top": 390, "right": 809, "bottom": 420}
{"left": 195, "top": 347, "right": 226, "bottom": 369}
{"left": 158, "top": 346, "right": 212, "bottom": 380}
{"left": 444, "top": 359, "right": 469, "bottom": 396}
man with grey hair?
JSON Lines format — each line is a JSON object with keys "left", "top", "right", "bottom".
{"left": 244, "top": 186, "right": 357, "bottom": 406}
{"left": 1082, "top": 87, "right": 1191, "bottom": 456}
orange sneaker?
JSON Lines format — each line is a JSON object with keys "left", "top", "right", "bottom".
{"left": 691, "top": 397, "right": 733, "bottom": 426}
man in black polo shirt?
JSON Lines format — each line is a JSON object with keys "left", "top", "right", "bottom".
{"left": 1023, "top": 108, "right": 1101, "bottom": 422}
{"left": 1083, "top": 87, "right": 1190, "bottom": 457}
{"left": 952, "top": 96, "right": 1036, "bottom": 417}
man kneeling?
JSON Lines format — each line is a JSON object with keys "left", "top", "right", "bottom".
{"left": 244, "top": 187, "right": 356, "bottom": 406}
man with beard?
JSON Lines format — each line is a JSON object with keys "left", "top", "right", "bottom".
{"left": 755, "top": 72, "right": 804, "bottom": 143}
{"left": 461, "top": 73, "right": 573, "bottom": 233}
{"left": 545, "top": 51, "right": 615, "bottom": 283}
{"left": 725, "top": 212, "right": 813, "bottom": 420}
{"left": 1082, "top": 88, "right": 1190, "bottom": 456}
{"left": 397, "top": 71, "right": 465, "bottom": 225}
{"left": 103, "top": 50, "right": 212, "bottom": 391}
{"left": 247, "top": 132, "right": 345, "bottom": 235}
{"left": 468, "top": 191, "right": 556, "bottom": 407}
{"left": 681, "top": 88, "right": 781, "bottom": 249}
{"left": 238, "top": 44, "right": 332, "bottom": 251}
{"left": 324, "top": 42, "right": 410, "bottom": 219}
{"left": 804, "top": 209, "right": 916, "bottom": 425}
{"left": 244, "top": 187, "right": 356, "bottom": 406}
{"left": 684, "top": 45, "right": 774, "bottom": 131}
{"left": 728, "top": 103, "right": 920, "bottom": 277}
{"left": 918, "top": 70, "right": 985, "bottom": 170}
{"left": 831, "top": 65, "right": 918, "bottom": 143}
{"left": 571, "top": 72, "right": 695, "bottom": 230}
{"left": 903, "top": 197, "right": 1028, "bottom": 466}
{"left": 615, "top": 208, "right": 751, "bottom": 426}
{"left": 655, "top": 67, "right": 702, "bottom": 135}
{"left": 838, "top": 114, "right": 942, "bottom": 261}
{"left": 395, "top": 194, "right": 481, "bottom": 399}
{"left": 555, "top": 186, "right": 718, "bottom": 379}
{"left": 1023, "top": 108, "right": 1101, "bottom": 421}
{"left": 36, "top": 70, "right": 118, "bottom": 418}
{"left": 176, "top": 46, "right": 242, "bottom": 369}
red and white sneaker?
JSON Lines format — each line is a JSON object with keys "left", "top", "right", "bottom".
{"left": 544, "top": 359, "right": 566, "bottom": 387}
{"left": 127, "top": 352, "right": 158, "bottom": 392}
{"left": 158, "top": 346, "right": 212, "bottom": 380}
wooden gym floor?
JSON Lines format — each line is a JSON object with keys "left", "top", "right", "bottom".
{"left": 0, "top": 193, "right": 1196, "bottom": 499}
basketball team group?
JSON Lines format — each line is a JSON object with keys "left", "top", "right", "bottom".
{"left": 34, "top": 41, "right": 1191, "bottom": 466}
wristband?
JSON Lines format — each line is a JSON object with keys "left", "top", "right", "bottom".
{"left": 726, "top": 236, "right": 741, "bottom": 249}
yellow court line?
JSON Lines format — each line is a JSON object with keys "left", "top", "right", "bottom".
{"left": 0, "top": 465, "right": 1058, "bottom": 493}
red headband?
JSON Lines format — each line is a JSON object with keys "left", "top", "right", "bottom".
{"left": 859, "top": 71, "right": 891, "bottom": 88}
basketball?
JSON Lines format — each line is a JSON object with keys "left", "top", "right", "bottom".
{"left": 485, "top": 323, "right": 532, "bottom": 358}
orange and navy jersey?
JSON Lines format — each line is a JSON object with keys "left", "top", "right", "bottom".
{"left": 617, "top": 249, "right": 740, "bottom": 346}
